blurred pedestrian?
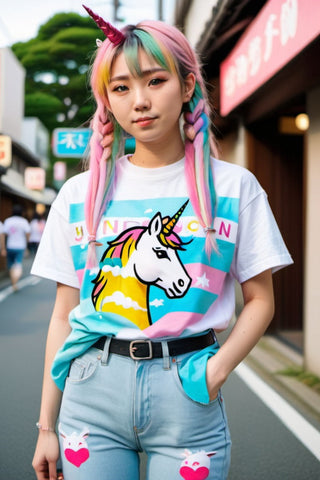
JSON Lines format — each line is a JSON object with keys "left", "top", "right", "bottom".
{"left": 28, "top": 212, "right": 46, "bottom": 255}
{"left": 31, "top": 8, "right": 293, "bottom": 480}
{"left": 0, "top": 220, "right": 5, "bottom": 256}
{"left": 3, "top": 204, "right": 30, "bottom": 291}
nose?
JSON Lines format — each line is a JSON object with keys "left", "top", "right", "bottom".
{"left": 170, "top": 276, "right": 191, "bottom": 296}
{"left": 133, "top": 88, "right": 151, "bottom": 111}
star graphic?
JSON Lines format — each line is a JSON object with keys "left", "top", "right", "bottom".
{"left": 195, "top": 273, "right": 210, "bottom": 288}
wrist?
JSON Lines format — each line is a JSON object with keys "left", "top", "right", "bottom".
{"left": 207, "top": 353, "right": 230, "bottom": 384}
{"left": 36, "top": 422, "right": 55, "bottom": 433}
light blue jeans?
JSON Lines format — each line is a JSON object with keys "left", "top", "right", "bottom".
{"left": 58, "top": 340, "right": 231, "bottom": 480}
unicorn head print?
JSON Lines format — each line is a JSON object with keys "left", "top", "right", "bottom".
{"left": 91, "top": 201, "right": 192, "bottom": 329}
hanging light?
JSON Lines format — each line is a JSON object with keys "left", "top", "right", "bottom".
{"left": 295, "top": 113, "right": 309, "bottom": 131}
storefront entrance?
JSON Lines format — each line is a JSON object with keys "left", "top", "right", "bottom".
{"left": 246, "top": 112, "right": 304, "bottom": 349}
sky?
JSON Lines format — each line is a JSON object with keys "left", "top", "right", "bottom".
{"left": 0, "top": 0, "right": 176, "bottom": 48}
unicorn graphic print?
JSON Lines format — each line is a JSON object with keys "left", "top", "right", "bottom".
{"left": 91, "top": 200, "right": 192, "bottom": 330}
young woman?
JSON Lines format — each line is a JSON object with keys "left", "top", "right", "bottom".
{"left": 32, "top": 7, "right": 293, "bottom": 480}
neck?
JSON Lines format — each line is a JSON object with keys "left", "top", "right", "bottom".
{"left": 130, "top": 136, "right": 185, "bottom": 168}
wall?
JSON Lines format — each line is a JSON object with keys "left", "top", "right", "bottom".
{"left": 183, "top": 0, "right": 219, "bottom": 48}
{"left": 0, "top": 48, "right": 25, "bottom": 141}
{"left": 218, "top": 125, "right": 247, "bottom": 318}
{"left": 22, "top": 118, "right": 49, "bottom": 169}
{"left": 219, "top": 125, "right": 247, "bottom": 168}
{"left": 304, "top": 86, "right": 320, "bottom": 376}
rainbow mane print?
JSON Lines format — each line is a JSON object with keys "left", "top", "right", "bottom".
{"left": 91, "top": 201, "right": 192, "bottom": 330}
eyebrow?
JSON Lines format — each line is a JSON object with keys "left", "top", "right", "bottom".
{"left": 109, "top": 67, "right": 167, "bottom": 83}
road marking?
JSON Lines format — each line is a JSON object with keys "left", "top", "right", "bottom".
{"left": 235, "top": 362, "right": 320, "bottom": 461}
{"left": 0, "top": 276, "right": 41, "bottom": 303}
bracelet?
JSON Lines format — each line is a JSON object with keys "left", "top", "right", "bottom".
{"left": 36, "top": 422, "right": 55, "bottom": 432}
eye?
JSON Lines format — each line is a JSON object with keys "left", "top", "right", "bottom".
{"left": 154, "top": 248, "right": 169, "bottom": 259}
{"left": 149, "top": 78, "right": 166, "bottom": 86}
{"left": 113, "top": 84, "right": 128, "bottom": 92}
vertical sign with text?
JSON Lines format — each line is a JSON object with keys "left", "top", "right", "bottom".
{"left": 220, "top": 0, "right": 320, "bottom": 115}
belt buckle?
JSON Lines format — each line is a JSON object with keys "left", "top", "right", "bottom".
{"left": 129, "top": 340, "right": 153, "bottom": 360}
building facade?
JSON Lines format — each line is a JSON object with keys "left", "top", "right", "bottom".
{"left": 0, "top": 48, "right": 55, "bottom": 273}
{"left": 175, "top": 0, "right": 320, "bottom": 376}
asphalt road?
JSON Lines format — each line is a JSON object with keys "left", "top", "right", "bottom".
{"left": 0, "top": 275, "right": 319, "bottom": 479}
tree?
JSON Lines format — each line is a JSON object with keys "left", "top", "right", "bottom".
{"left": 12, "top": 12, "right": 104, "bottom": 133}
{"left": 12, "top": 12, "right": 105, "bottom": 178}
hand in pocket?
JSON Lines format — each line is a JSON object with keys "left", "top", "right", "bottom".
{"left": 206, "top": 355, "right": 227, "bottom": 401}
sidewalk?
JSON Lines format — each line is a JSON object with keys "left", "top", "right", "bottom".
{"left": 244, "top": 335, "right": 320, "bottom": 426}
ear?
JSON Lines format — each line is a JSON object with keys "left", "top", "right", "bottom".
{"left": 105, "top": 96, "right": 112, "bottom": 111}
{"left": 148, "top": 213, "right": 163, "bottom": 236}
{"left": 80, "top": 428, "right": 90, "bottom": 438}
{"left": 182, "top": 72, "right": 196, "bottom": 103}
{"left": 58, "top": 423, "right": 66, "bottom": 438}
{"left": 207, "top": 451, "right": 217, "bottom": 457}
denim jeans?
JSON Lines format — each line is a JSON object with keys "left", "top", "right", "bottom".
{"left": 6, "top": 248, "right": 24, "bottom": 269}
{"left": 58, "top": 340, "right": 231, "bottom": 480}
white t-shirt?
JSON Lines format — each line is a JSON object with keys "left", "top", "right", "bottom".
{"left": 29, "top": 219, "right": 46, "bottom": 243}
{"left": 32, "top": 156, "right": 293, "bottom": 390}
{"left": 4, "top": 216, "right": 31, "bottom": 249}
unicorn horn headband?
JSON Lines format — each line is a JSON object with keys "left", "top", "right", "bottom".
{"left": 83, "top": 4, "right": 125, "bottom": 45}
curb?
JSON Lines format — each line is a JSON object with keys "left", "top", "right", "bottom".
{"left": 245, "top": 335, "right": 320, "bottom": 425}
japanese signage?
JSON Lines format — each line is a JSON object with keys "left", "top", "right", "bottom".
{"left": 220, "top": 0, "right": 320, "bottom": 116}
{"left": 53, "top": 161, "right": 67, "bottom": 182}
{"left": 53, "top": 161, "right": 67, "bottom": 190}
{"left": 52, "top": 128, "right": 92, "bottom": 158}
{"left": 0, "top": 135, "right": 12, "bottom": 168}
{"left": 25, "top": 167, "right": 46, "bottom": 190}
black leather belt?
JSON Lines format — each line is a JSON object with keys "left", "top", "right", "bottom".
{"left": 92, "top": 330, "right": 217, "bottom": 360}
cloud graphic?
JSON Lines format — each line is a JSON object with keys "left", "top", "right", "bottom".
{"left": 102, "top": 264, "right": 134, "bottom": 279}
{"left": 150, "top": 299, "right": 164, "bottom": 307}
{"left": 101, "top": 291, "right": 147, "bottom": 311}
{"left": 89, "top": 267, "right": 99, "bottom": 276}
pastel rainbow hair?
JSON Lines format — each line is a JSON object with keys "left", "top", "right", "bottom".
{"left": 85, "top": 19, "right": 218, "bottom": 268}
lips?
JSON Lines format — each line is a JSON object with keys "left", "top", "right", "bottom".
{"left": 133, "top": 116, "right": 157, "bottom": 126}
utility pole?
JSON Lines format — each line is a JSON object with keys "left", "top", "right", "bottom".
{"left": 113, "top": 0, "right": 122, "bottom": 22}
{"left": 158, "top": 0, "right": 164, "bottom": 21}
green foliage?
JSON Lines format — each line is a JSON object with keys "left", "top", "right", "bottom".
{"left": 54, "top": 26, "right": 101, "bottom": 46}
{"left": 37, "top": 13, "right": 94, "bottom": 40}
{"left": 277, "top": 367, "right": 320, "bottom": 393}
{"left": 11, "top": 11, "right": 104, "bottom": 178}
{"left": 25, "top": 92, "right": 64, "bottom": 131}
{"left": 25, "top": 92, "right": 63, "bottom": 112}
{"left": 11, "top": 12, "right": 104, "bottom": 131}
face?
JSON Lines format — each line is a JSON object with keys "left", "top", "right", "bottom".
{"left": 106, "top": 48, "right": 194, "bottom": 147}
